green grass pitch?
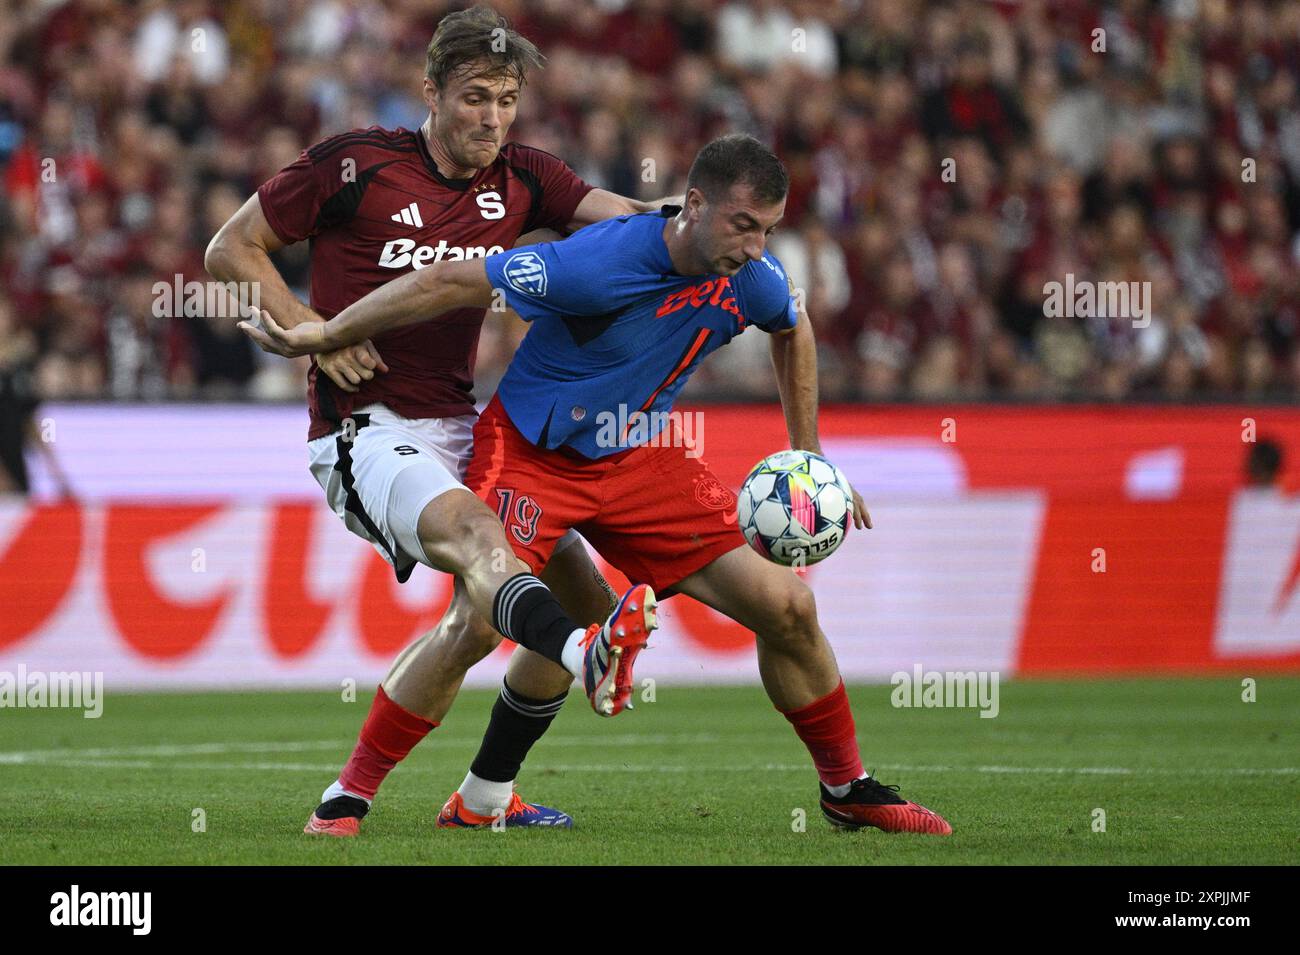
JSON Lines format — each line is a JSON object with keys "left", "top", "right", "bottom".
{"left": 1, "top": 679, "right": 1296, "bottom": 865}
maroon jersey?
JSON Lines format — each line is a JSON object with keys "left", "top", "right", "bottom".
{"left": 256, "top": 126, "right": 594, "bottom": 440}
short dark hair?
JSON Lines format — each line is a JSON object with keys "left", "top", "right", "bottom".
{"left": 686, "top": 134, "right": 789, "bottom": 205}
{"left": 425, "top": 5, "right": 544, "bottom": 90}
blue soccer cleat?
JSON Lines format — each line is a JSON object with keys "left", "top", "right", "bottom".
{"left": 436, "top": 791, "right": 573, "bottom": 828}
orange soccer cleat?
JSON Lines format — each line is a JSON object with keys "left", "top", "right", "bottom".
{"left": 581, "top": 583, "right": 657, "bottom": 717}
{"left": 303, "top": 794, "right": 369, "bottom": 837}
{"left": 303, "top": 813, "right": 362, "bottom": 837}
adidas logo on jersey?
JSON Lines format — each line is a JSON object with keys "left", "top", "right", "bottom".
{"left": 378, "top": 238, "right": 506, "bottom": 270}
{"left": 390, "top": 203, "right": 423, "bottom": 227}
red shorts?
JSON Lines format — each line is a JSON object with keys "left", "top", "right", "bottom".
{"left": 465, "top": 396, "right": 743, "bottom": 592}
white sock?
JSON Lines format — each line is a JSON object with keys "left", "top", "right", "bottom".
{"left": 322, "top": 779, "right": 371, "bottom": 806}
{"left": 458, "top": 770, "right": 514, "bottom": 815}
{"left": 824, "top": 773, "right": 869, "bottom": 798}
{"left": 559, "top": 627, "right": 589, "bottom": 677}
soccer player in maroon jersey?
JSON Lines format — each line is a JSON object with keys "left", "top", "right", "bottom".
{"left": 207, "top": 6, "right": 674, "bottom": 834}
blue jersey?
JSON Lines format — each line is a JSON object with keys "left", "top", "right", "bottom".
{"left": 483, "top": 208, "right": 798, "bottom": 458}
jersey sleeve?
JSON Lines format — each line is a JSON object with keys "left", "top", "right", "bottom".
{"left": 256, "top": 149, "right": 332, "bottom": 244}
{"left": 741, "top": 253, "right": 800, "bottom": 333}
{"left": 256, "top": 129, "right": 375, "bottom": 244}
{"left": 484, "top": 222, "right": 631, "bottom": 321}
{"left": 507, "top": 145, "right": 596, "bottom": 234}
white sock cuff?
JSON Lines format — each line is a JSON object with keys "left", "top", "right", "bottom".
{"left": 322, "top": 779, "right": 372, "bottom": 807}
{"left": 559, "top": 627, "right": 588, "bottom": 678}
{"left": 457, "top": 770, "right": 514, "bottom": 815}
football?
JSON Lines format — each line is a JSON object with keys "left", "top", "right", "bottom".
{"left": 737, "top": 449, "right": 854, "bottom": 566}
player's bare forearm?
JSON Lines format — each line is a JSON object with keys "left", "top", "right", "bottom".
{"left": 239, "top": 258, "right": 493, "bottom": 356}
{"left": 568, "top": 188, "right": 684, "bottom": 230}
{"left": 205, "top": 195, "right": 321, "bottom": 330}
{"left": 205, "top": 240, "right": 315, "bottom": 329}
{"left": 306, "top": 260, "right": 495, "bottom": 352}
{"left": 770, "top": 310, "right": 822, "bottom": 455}
{"left": 770, "top": 301, "right": 872, "bottom": 530}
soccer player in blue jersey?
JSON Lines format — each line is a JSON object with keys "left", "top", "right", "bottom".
{"left": 243, "top": 135, "right": 952, "bottom": 834}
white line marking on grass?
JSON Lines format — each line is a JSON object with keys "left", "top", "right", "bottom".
{"left": 535, "top": 763, "right": 1300, "bottom": 776}
{"left": 0, "top": 734, "right": 723, "bottom": 765}
{"left": 3, "top": 749, "right": 1296, "bottom": 778}
{"left": 3, "top": 741, "right": 1295, "bottom": 777}
{"left": 19, "top": 759, "right": 345, "bottom": 772}
{"left": 826, "top": 763, "right": 1300, "bottom": 777}
{"left": 0, "top": 741, "right": 344, "bottom": 763}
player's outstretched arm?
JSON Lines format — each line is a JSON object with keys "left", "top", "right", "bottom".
{"left": 239, "top": 259, "right": 495, "bottom": 357}
{"left": 568, "top": 189, "right": 684, "bottom": 230}
{"left": 769, "top": 293, "right": 872, "bottom": 530}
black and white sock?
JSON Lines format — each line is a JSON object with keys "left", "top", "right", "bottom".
{"left": 491, "top": 573, "right": 587, "bottom": 674}
{"left": 459, "top": 680, "right": 569, "bottom": 813}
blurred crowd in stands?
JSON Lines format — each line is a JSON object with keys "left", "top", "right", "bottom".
{"left": 1, "top": 0, "right": 1298, "bottom": 405}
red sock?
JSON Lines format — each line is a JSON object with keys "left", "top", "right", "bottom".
{"left": 778, "top": 680, "right": 864, "bottom": 787}
{"left": 338, "top": 685, "right": 437, "bottom": 800}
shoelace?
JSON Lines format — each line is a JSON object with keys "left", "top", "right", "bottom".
{"left": 851, "top": 774, "right": 909, "bottom": 805}
{"left": 578, "top": 623, "right": 600, "bottom": 651}
{"left": 856, "top": 776, "right": 901, "bottom": 796}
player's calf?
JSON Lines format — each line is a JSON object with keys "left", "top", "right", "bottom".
{"left": 384, "top": 587, "right": 502, "bottom": 716}
{"left": 744, "top": 572, "right": 841, "bottom": 713}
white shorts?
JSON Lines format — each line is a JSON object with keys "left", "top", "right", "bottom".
{"left": 307, "top": 403, "right": 581, "bottom": 582}
{"left": 308, "top": 404, "right": 475, "bottom": 582}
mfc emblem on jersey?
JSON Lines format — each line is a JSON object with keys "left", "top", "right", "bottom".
{"left": 502, "top": 251, "right": 548, "bottom": 296}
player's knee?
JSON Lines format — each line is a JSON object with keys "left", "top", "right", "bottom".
{"left": 760, "top": 579, "right": 819, "bottom": 651}
{"left": 456, "top": 513, "right": 512, "bottom": 568}
{"left": 443, "top": 610, "right": 502, "bottom": 666}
